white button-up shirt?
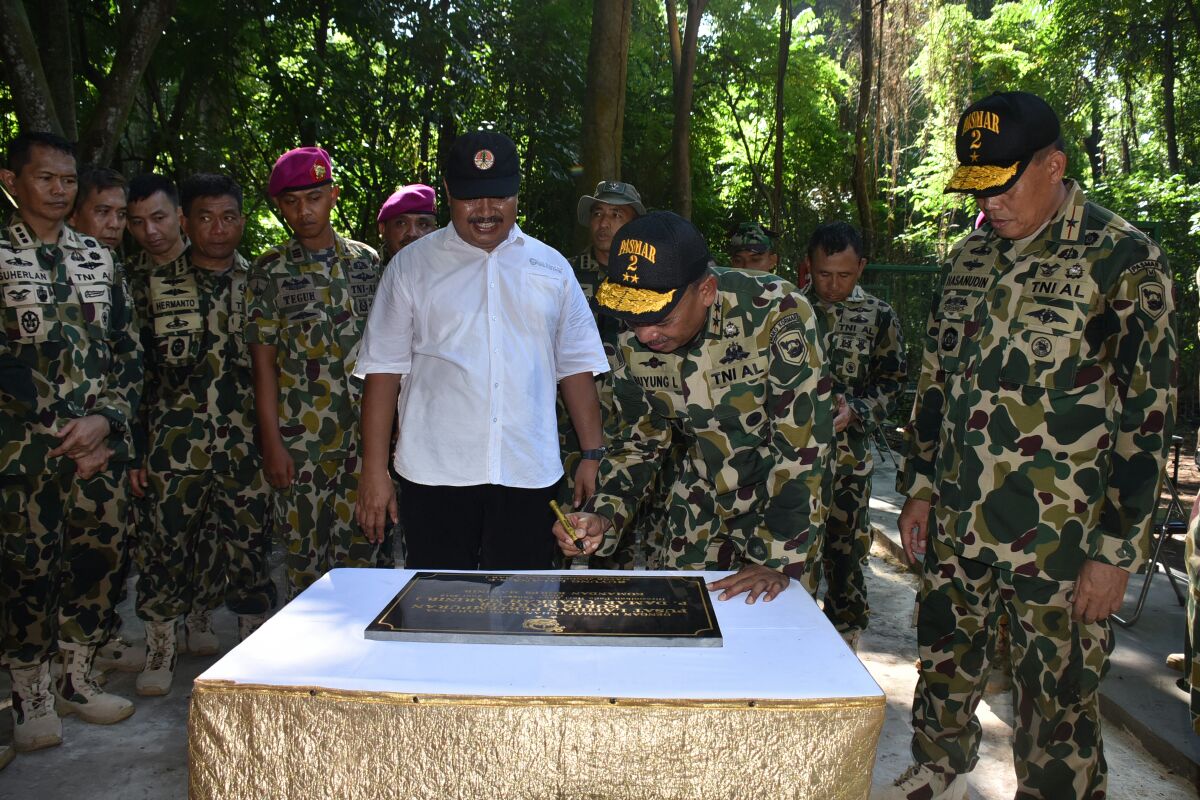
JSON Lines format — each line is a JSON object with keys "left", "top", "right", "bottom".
{"left": 355, "top": 223, "right": 608, "bottom": 488}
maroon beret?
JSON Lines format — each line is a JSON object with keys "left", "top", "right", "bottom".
{"left": 268, "top": 147, "right": 333, "bottom": 197}
{"left": 377, "top": 184, "right": 437, "bottom": 223}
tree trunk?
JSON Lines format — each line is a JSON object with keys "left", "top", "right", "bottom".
{"left": 770, "top": 0, "right": 792, "bottom": 232}
{"left": 580, "top": 0, "right": 634, "bottom": 192}
{"left": 29, "top": 0, "right": 76, "bottom": 141}
{"left": 669, "top": 0, "right": 708, "bottom": 221}
{"left": 1182, "top": 0, "right": 1200, "bottom": 39}
{"left": 1121, "top": 73, "right": 1134, "bottom": 173}
{"left": 1162, "top": 2, "right": 1179, "bottom": 173}
{"left": 665, "top": 0, "right": 682, "bottom": 84}
{"left": 1082, "top": 76, "right": 1102, "bottom": 183}
{"left": 300, "top": 1, "right": 331, "bottom": 147}
{"left": 78, "top": 0, "right": 178, "bottom": 166}
{"left": 851, "top": 0, "right": 874, "bottom": 243}
{"left": 0, "top": 0, "right": 62, "bottom": 134}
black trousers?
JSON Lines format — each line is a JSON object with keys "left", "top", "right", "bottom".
{"left": 398, "top": 477, "right": 558, "bottom": 570}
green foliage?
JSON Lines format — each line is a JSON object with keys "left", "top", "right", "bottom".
{"left": 1, "top": 0, "right": 1196, "bottom": 407}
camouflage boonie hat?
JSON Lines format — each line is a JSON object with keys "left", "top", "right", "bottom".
{"left": 576, "top": 181, "right": 647, "bottom": 226}
{"left": 945, "top": 91, "right": 1061, "bottom": 197}
{"left": 728, "top": 222, "right": 777, "bottom": 254}
{"left": 595, "top": 211, "right": 711, "bottom": 325}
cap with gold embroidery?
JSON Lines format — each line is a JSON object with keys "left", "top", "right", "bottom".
{"left": 268, "top": 146, "right": 334, "bottom": 197}
{"left": 944, "top": 91, "right": 1060, "bottom": 197}
{"left": 595, "top": 211, "right": 712, "bottom": 325}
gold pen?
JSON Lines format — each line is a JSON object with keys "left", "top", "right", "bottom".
{"left": 549, "top": 500, "right": 587, "bottom": 551}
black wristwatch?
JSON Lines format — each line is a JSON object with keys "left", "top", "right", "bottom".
{"left": 580, "top": 447, "right": 607, "bottom": 461}
{"left": 95, "top": 407, "right": 127, "bottom": 435}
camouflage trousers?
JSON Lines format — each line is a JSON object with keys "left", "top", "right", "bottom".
{"left": 821, "top": 470, "right": 871, "bottom": 634}
{"left": 61, "top": 462, "right": 132, "bottom": 644}
{"left": 0, "top": 469, "right": 99, "bottom": 666}
{"left": 275, "top": 456, "right": 379, "bottom": 599}
{"left": 641, "top": 459, "right": 821, "bottom": 593}
{"left": 136, "top": 463, "right": 276, "bottom": 622}
{"left": 912, "top": 535, "right": 1113, "bottom": 799}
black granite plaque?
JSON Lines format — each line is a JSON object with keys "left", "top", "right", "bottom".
{"left": 365, "top": 572, "right": 722, "bottom": 647}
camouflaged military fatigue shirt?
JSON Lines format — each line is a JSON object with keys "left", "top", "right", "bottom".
{"left": 807, "top": 284, "right": 907, "bottom": 476}
{"left": 558, "top": 250, "right": 623, "bottom": 463}
{"left": 127, "top": 248, "right": 190, "bottom": 426}
{"left": 587, "top": 267, "right": 834, "bottom": 573}
{"left": 130, "top": 251, "right": 256, "bottom": 474}
{"left": 899, "top": 181, "right": 1177, "bottom": 582}
{"left": 245, "top": 234, "right": 381, "bottom": 464}
{"left": 0, "top": 218, "right": 141, "bottom": 474}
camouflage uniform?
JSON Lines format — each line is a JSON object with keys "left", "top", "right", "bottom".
{"left": 59, "top": 462, "right": 133, "bottom": 645}
{"left": 130, "top": 251, "right": 276, "bottom": 623}
{"left": 807, "top": 284, "right": 906, "bottom": 635}
{"left": 0, "top": 218, "right": 140, "bottom": 666}
{"left": 557, "top": 250, "right": 671, "bottom": 568}
{"left": 245, "top": 235, "right": 383, "bottom": 596}
{"left": 899, "top": 182, "right": 1177, "bottom": 797}
{"left": 587, "top": 267, "right": 833, "bottom": 589}
{"left": 125, "top": 248, "right": 190, "bottom": 550}
{"left": 61, "top": 245, "right": 140, "bottom": 649}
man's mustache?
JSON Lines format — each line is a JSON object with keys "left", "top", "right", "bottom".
{"left": 468, "top": 216, "right": 503, "bottom": 225}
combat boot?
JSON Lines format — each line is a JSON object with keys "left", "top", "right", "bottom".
{"left": 237, "top": 613, "right": 269, "bottom": 642}
{"left": 10, "top": 661, "right": 63, "bottom": 752}
{"left": 0, "top": 743, "right": 13, "bottom": 770}
{"left": 95, "top": 633, "right": 147, "bottom": 672}
{"left": 55, "top": 641, "right": 135, "bottom": 724}
{"left": 137, "top": 620, "right": 178, "bottom": 697}
{"left": 873, "top": 764, "right": 967, "bottom": 800}
{"left": 185, "top": 610, "right": 220, "bottom": 656}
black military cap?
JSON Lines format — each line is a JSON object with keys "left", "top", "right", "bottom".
{"left": 444, "top": 130, "right": 521, "bottom": 199}
{"left": 595, "top": 211, "right": 712, "bottom": 325}
{"left": 944, "top": 91, "right": 1061, "bottom": 197}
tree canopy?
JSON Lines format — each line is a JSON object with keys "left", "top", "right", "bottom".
{"left": 2, "top": 0, "right": 1197, "bottom": 407}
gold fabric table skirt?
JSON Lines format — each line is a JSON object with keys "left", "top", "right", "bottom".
{"left": 190, "top": 684, "right": 883, "bottom": 799}
{"left": 187, "top": 569, "right": 885, "bottom": 799}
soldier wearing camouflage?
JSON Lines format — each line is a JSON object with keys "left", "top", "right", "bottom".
{"left": 887, "top": 92, "right": 1177, "bottom": 800}
{"left": 558, "top": 212, "right": 833, "bottom": 601}
{"left": 247, "top": 147, "right": 384, "bottom": 596}
{"left": 727, "top": 221, "right": 780, "bottom": 274}
{"left": 60, "top": 167, "right": 141, "bottom": 671}
{"left": 124, "top": 176, "right": 189, "bottom": 597}
{"left": 130, "top": 178, "right": 276, "bottom": 638}
{"left": 804, "top": 222, "right": 906, "bottom": 641}
{"left": 559, "top": 181, "right": 668, "bottom": 568}
{"left": 0, "top": 132, "right": 142, "bottom": 747}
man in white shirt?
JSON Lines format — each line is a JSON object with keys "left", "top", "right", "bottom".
{"left": 354, "top": 131, "right": 608, "bottom": 569}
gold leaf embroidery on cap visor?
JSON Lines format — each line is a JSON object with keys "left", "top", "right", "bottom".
{"left": 946, "top": 162, "right": 1019, "bottom": 191}
{"left": 596, "top": 281, "right": 676, "bottom": 315}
